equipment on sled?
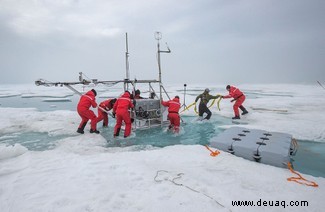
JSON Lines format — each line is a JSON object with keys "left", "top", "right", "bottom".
{"left": 35, "top": 32, "right": 176, "bottom": 130}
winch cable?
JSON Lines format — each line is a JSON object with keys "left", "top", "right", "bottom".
{"left": 154, "top": 170, "right": 227, "bottom": 210}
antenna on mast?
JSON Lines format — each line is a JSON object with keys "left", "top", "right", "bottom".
{"left": 125, "top": 32, "right": 130, "bottom": 90}
{"left": 154, "top": 31, "right": 162, "bottom": 41}
{"left": 155, "top": 31, "right": 171, "bottom": 85}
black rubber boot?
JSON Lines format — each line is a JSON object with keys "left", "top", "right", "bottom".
{"left": 90, "top": 129, "right": 100, "bottom": 134}
{"left": 239, "top": 106, "right": 248, "bottom": 115}
{"left": 242, "top": 110, "right": 248, "bottom": 115}
{"left": 77, "top": 128, "right": 84, "bottom": 134}
{"left": 77, "top": 122, "right": 87, "bottom": 134}
{"left": 114, "top": 128, "right": 121, "bottom": 137}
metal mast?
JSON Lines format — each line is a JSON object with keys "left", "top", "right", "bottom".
{"left": 155, "top": 32, "right": 170, "bottom": 98}
{"left": 125, "top": 32, "right": 130, "bottom": 91}
{"left": 155, "top": 32, "right": 171, "bottom": 126}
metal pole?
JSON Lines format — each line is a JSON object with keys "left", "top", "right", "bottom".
{"left": 155, "top": 32, "right": 162, "bottom": 97}
{"left": 154, "top": 32, "right": 172, "bottom": 126}
{"left": 125, "top": 32, "right": 130, "bottom": 91}
{"left": 155, "top": 32, "right": 163, "bottom": 126}
{"left": 183, "top": 83, "right": 187, "bottom": 110}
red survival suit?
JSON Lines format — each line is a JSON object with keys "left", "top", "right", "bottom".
{"left": 77, "top": 90, "right": 98, "bottom": 132}
{"left": 161, "top": 96, "right": 181, "bottom": 133}
{"left": 223, "top": 86, "right": 246, "bottom": 117}
{"left": 113, "top": 92, "right": 134, "bottom": 138}
{"left": 97, "top": 99, "right": 115, "bottom": 127}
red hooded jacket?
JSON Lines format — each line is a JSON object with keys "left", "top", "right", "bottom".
{"left": 223, "top": 86, "right": 244, "bottom": 99}
{"left": 113, "top": 92, "right": 134, "bottom": 113}
{"left": 99, "top": 99, "right": 114, "bottom": 111}
{"left": 161, "top": 97, "right": 181, "bottom": 113}
{"left": 77, "top": 90, "right": 97, "bottom": 112}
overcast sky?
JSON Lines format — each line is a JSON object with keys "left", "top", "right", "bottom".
{"left": 0, "top": 0, "right": 324, "bottom": 85}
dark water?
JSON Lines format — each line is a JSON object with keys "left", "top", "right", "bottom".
{"left": 0, "top": 95, "right": 78, "bottom": 111}
{"left": 101, "top": 115, "right": 225, "bottom": 148}
{"left": 0, "top": 132, "right": 66, "bottom": 151}
{"left": 293, "top": 140, "right": 325, "bottom": 178}
{"left": 0, "top": 95, "right": 111, "bottom": 111}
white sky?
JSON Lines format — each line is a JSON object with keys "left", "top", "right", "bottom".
{"left": 0, "top": 0, "right": 324, "bottom": 84}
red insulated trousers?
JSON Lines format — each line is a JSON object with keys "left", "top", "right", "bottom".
{"left": 168, "top": 112, "right": 180, "bottom": 133}
{"left": 233, "top": 95, "right": 246, "bottom": 117}
{"left": 97, "top": 108, "right": 109, "bottom": 126}
{"left": 114, "top": 110, "right": 132, "bottom": 137}
{"left": 78, "top": 109, "right": 97, "bottom": 130}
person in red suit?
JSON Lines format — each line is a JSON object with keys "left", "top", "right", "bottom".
{"left": 161, "top": 96, "right": 181, "bottom": 133}
{"left": 77, "top": 89, "right": 99, "bottom": 134}
{"left": 113, "top": 91, "right": 135, "bottom": 138}
{"left": 97, "top": 98, "right": 117, "bottom": 127}
{"left": 222, "top": 85, "right": 248, "bottom": 119}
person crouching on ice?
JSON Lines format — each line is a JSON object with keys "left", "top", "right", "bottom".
{"left": 161, "top": 96, "right": 181, "bottom": 133}
{"left": 97, "top": 98, "right": 117, "bottom": 127}
{"left": 221, "top": 85, "right": 248, "bottom": 119}
{"left": 113, "top": 91, "right": 134, "bottom": 138}
{"left": 77, "top": 89, "right": 99, "bottom": 134}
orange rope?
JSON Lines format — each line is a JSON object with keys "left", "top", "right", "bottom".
{"left": 287, "top": 162, "right": 318, "bottom": 187}
{"left": 205, "top": 145, "right": 220, "bottom": 157}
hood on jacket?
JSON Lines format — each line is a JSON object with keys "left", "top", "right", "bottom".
{"left": 91, "top": 89, "right": 97, "bottom": 96}
{"left": 121, "top": 91, "right": 131, "bottom": 98}
{"left": 85, "top": 90, "right": 96, "bottom": 98}
{"left": 172, "top": 96, "right": 180, "bottom": 103}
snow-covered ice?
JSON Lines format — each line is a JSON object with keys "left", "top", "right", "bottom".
{"left": 0, "top": 83, "right": 325, "bottom": 211}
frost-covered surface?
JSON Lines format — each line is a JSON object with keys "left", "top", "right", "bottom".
{"left": 178, "top": 83, "right": 325, "bottom": 142}
{"left": 0, "top": 141, "right": 324, "bottom": 212}
{"left": 0, "top": 83, "right": 325, "bottom": 211}
{"left": 1, "top": 83, "right": 324, "bottom": 142}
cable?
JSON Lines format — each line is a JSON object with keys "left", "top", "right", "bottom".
{"left": 154, "top": 170, "right": 228, "bottom": 210}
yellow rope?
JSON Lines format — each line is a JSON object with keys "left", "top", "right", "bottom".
{"left": 207, "top": 94, "right": 222, "bottom": 111}
{"left": 207, "top": 98, "right": 217, "bottom": 108}
{"left": 194, "top": 102, "right": 198, "bottom": 114}
{"left": 179, "top": 102, "right": 196, "bottom": 113}
{"left": 217, "top": 97, "right": 222, "bottom": 111}
{"left": 180, "top": 94, "right": 222, "bottom": 114}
